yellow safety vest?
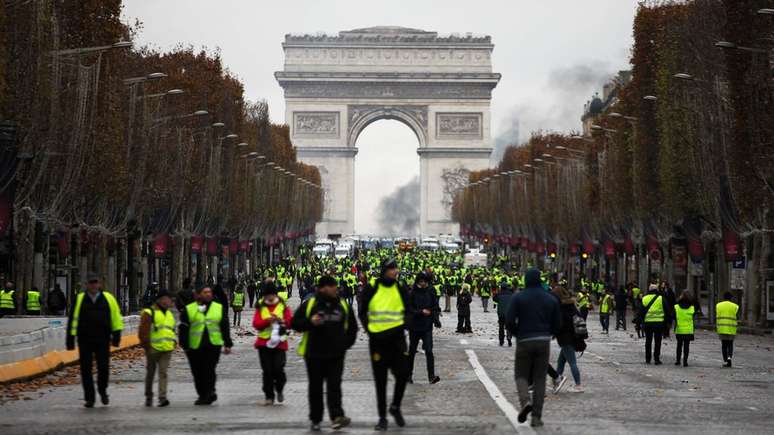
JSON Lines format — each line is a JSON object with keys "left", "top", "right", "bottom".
{"left": 186, "top": 301, "right": 224, "bottom": 349}
{"left": 642, "top": 294, "right": 664, "bottom": 323}
{"left": 297, "top": 296, "right": 349, "bottom": 356}
{"left": 600, "top": 294, "right": 612, "bottom": 313}
{"left": 674, "top": 305, "right": 695, "bottom": 335}
{"left": 578, "top": 293, "right": 589, "bottom": 309}
{"left": 70, "top": 292, "right": 123, "bottom": 336}
{"left": 143, "top": 307, "right": 177, "bottom": 352}
{"left": 232, "top": 292, "right": 244, "bottom": 308}
{"left": 0, "top": 290, "right": 14, "bottom": 309}
{"left": 257, "top": 299, "right": 287, "bottom": 340}
{"left": 277, "top": 291, "right": 289, "bottom": 302}
{"left": 26, "top": 291, "right": 41, "bottom": 311}
{"left": 367, "top": 283, "right": 404, "bottom": 333}
{"left": 716, "top": 300, "right": 739, "bottom": 335}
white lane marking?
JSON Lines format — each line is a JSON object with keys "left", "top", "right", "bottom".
{"left": 459, "top": 339, "right": 469, "bottom": 345}
{"left": 465, "top": 349, "right": 536, "bottom": 434}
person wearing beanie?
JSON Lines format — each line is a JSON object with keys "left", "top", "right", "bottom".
{"left": 358, "top": 258, "right": 411, "bottom": 431}
{"left": 139, "top": 289, "right": 176, "bottom": 407}
{"left": 407, "top": 272, "right": 441, "bottom": 385}
{"left": 291, "top": 275, "right": 357, "bottom": 431}
{"left": 505, "top": 268, "right": 561, "bottom": 428}
{"left": 252, "top": 280, "right": 292, "bottom": 406}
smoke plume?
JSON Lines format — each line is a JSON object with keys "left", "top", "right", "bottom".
{"left": 375, "top": 176, "right": 420, "bottom": 236}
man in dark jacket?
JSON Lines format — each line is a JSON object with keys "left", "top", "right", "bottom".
{"left": 493, "top": 282, "right": 514, "bottom": 346}
{"left": 175, "top": 278, "right": 195, "bottom": 312}
{"left": 505, "top": 268, "right": 561, "bottom": 428}
{"left": 292, "top": 275, "right": 357, "bottom": 432}
{"left": 46, "top": 284, "right": 67, "bottom": 316}
{"left": 358, "top": 258, "right": 411, "bottom": 431}
{"left": 407, "top": 272, "right": 441, "bottom": 385}
{"left": 615, "top": 286, "right": 628, "bottom": 330}
{"left": 456, "top": 284, "right": 473, "bottom": 333}
{"left": 65, "top": 273, "right": 123, "bottom": 408}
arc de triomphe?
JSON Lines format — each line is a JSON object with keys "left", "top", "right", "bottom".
{"left": 276, "top": 26, "right": 500, "bottom": 237}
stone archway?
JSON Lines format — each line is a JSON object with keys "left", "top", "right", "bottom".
{"left": 276, "top": 26, "right": 500, "bottom": 237}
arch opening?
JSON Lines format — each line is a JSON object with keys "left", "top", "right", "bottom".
{"left": 353, "top": 119, "right": 420, "bottom": 236}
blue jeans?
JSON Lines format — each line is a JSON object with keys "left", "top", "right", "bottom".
{"left": 556, "top": 344, "right": 581, "bottom": 385}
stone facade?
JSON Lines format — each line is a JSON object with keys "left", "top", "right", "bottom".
{"left": 276, "top": 26, "right": 500, "bottom": 237}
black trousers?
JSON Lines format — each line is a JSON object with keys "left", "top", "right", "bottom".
{"left": 644, "top": 323, "right": 663, "bottom": 363}
{"left": 615, "top": 309, "right": 627, "bottom": 330}
{"left": 305, "top": 357, "right": 345, "bottom": 424}
{"left": 78, "top": 340, "right": 111, "bottom": 402}
{"left": 457, "top": 310, "right": 471, "bottom": 332}
{"left": 186, "top": 346, "right": 221, "bottom": 399}
{"left": 369, "top": 335, "right": 408, "bottom": 418}
{"left": 721, "top": 339, "right": 734, "bottom": 361}
{"left": 676, "top": 337, "right": 690, "bottom": 363}
{"left": 498, "top": 318, "right": 512, "bottom": 345}
{"left": 258, "top": 347, "right": 287, "bottom": 400}
{"left": 408, "top": 329, "right": 435, "bottom": 380}
{"left": 579, "top": 306, "right": 589, "bottom": 320}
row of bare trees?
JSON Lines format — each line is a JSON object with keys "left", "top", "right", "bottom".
{"left": 453, "top": 0, "right": 774, "bottom": 326}
{"left": 0, "top": 1, "right": 323, "bottom": 307}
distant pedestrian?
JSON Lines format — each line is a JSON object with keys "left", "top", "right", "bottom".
{"left": 179, "top": 285, "right": 233, "bottom": 405}
{"left": 231, "top": 285, "right": 246, "bottom": 327}
{"left": 614, "top": 286, "right": 627, "bottom": 330}
{"left": 673, "top": 291, "right": 695, "bottom": 367}
{"left": 175, "top": 278, "right": 195, "bottom": 312}
{"left": 292, "top": 275, "right": 356, "bottom": 432}
{"left": 25, "top": 286, "right": 42, "bottom": 315}
{"left": 456, "top": 284, "right": 472, "bottom": 333}
{"left": 65, "top": 273, "right": 123, "bottom": 408}
{"left": 494, "top": 282, "right": 514, "bottom": 347}
{"left": 716, "top": 292, "right": 739, "bottom": 367}
{"left": 599, "top": 288, "right": 614, "bottom": 334}
{"left": 139, "top": 290, "right": 176, "bottom": 407}
{"left": 577, "top": 287, "right": 592, "bottom": 321}
{"left": 640, "top": 285, "right": 664, "bottom": 365}
{"left": 552, "top": 286, "right": 583, "bottom": 393}
{"left": 0, "top": 281, "right": 17, "bottom": 316}
{"left": 46, "top": 284, "right": 67, "bottom": 316}
{"left": 252, "top": 281, "right": 292, "bottom": 406}
{"left": 506, "top": 268, "right": 561, "bottom": 428}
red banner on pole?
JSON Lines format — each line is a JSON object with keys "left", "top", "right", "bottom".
{"left": 604, "top": 240, "right": 615, "bottom": 258}
{"left": 723, "top": 228, "right": 742, "bottom": 261}
{"left": 206, "top": 238, "right": 218, "bottom": 256}
{"left": 191, "top": 236, "right": 203, "bottom": 254}
{"left": 239, "top": 240, "right": 249, "bottom": 253}
{"left": 153, "top": 234, "right": 169, "bottom": 256}
{"left": 623, "top": 238, "right": 634, "bottom": 255}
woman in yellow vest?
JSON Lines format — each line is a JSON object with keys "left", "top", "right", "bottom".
{"left": 716, "top": 292, "right": 739, "bottom": 367}
{"left": 139, "top": 290, "right": 176, "bottom": 407}
{"left": 251, "top": 281, "right": 292, "bottom": 406}
{"left": 673, "top": 291, "right": 695, "bottom": 367}
{"left": 179, "top": 286, "right": 233, "bottom": 405}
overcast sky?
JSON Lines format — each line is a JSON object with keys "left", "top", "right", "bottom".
{"left": 122, "top": 0, "right": 640, "bottom": 234}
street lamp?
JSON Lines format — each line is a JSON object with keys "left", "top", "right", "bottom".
{"left": 212, "top": 122, "right": 226, "bottom": 128}
{"left": 715, "top": 41, "right": 768, "bottom": 53}
{"left": 237, "top": 142, "right": 248, "bottom": 147}
{"left": 49, "top": 40, "right": 133, "bottom": 56}
{"left": 759, "top": 8, "right": 774, "bottom": 15}
{"left": 609, "top": 112, "right": 639, "bottom": 122}
{"left": 124, "top": 72, "right": 167, "bottom": 85}
{"left": 643, "top": 95, "right": 658, "bottom": 101}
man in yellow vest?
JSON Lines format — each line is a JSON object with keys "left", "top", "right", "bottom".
{"left": 716, "top": 292, "right": 739, "bottom": 368}
{"left": 0, "top": 281, "right": 17, "bottom": 316}
{"left": 358, "top": 258, "right": 410, "bottom": 432}
{"left": 577, "top": 287, "right": 592, "bottom": 320}
{"left": 599, "top": 288, "right": 614, "bottom": 334}
{"left": 231, "top": 286, "right": 245, "bottom": 327}
{"left": 139, "top": 290, "right": 176, "bottom": 407}
{"left": 291, "top": 275, "right": 357, "bottom": 432}
{"left": 639, "top": 285, "right": 664, "bottom": 365}
{"left": 25, "top": 287, "right": 42, "bottom": 316}
{"left": 179, "top": 285, "right": 233, "bottom": 405}
{"left": 65, "top": 273, "right": 123, "bottom": 408}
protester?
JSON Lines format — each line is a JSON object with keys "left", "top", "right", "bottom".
{"left": 506, "top": 268, "right": 561, "bottom": 428}
{"left": 673, "top": 291, "right": 695, "bottom": 367}
{"left": 553, "top": 286, "right": 583, "bottom": 392}
{"left": 406, "top": 272, "right": 441, "bottom": 385}
{"left": 640, "top": 285, "right": 664, "bottom": 365}
{"left": 716, "top": 292, "right": 739, "bottom": 367}
{"left": 456, "top": 283, "right": 473, "bottom": 333}
{"left": 252, "top": 281, "right": 292, "bottom": 406}
{"left": 292, "top": 275, "right": 357, "bottom": 431}
{"left": 139, "top": 290, "right": 176, "bottom": 407}
{"left": 493, "top": 282, "right": 514, "bottom": 347}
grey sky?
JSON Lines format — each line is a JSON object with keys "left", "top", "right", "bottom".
{"left": 122, "top": 0, "right": 640, "bottom": 234}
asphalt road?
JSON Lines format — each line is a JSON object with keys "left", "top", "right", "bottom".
{"left": 1, "top": 295, "right": 772, "bottom": 434}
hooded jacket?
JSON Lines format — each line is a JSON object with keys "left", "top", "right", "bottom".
{"left": 505, "top": 269, "right": 561, "bottom": 342}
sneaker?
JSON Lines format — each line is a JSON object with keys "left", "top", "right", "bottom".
{"left": 389, "top": 405, "right": 406, "bottom": 427}
{"left": 207, "top": 393, "right": 218, "bottom": 404}
{"left": 570, "top": 385, "right": 584, "bottom": 393}
{"left": 552, "top": 375, "right": 568, "bottom": 394}
{"left": 276, "top": 392, "right": 284, "bottom": 403}
{"left": 724, "top": 358, "right": 732, "bottom": 368}
{"left": 530, "top": 416, "right": 544, "bottom": 427}
{"left": 517, "top": 403, "right": 533, "bottom": 423}
{"left": 654, "top": 360, "right": 663, "bottom": 366}
{"left": 683, "top": 362, "right": 689, "bottom": 367}
{"left": 310, "top": 422, "right": 321, "bottom": 432}
{"left": 99, "top": 392, "right": 109, "bottom": 405}
{"left": 260, "top": 398, "right": 274, "bottom": 406}
{"left": 374, "top": 418, "right": 388, "bottom": 431}
{"left": 194, "top": 397, "right": 209, "bottom": 406}
{"left": 332, "top": 415, "right": 351, "bottom": 430}
{"left": 508, "top": 340, "right": 513, "bottom": 347}
{"left": 145, "top": 397, "right": 153, "bottom": 407}
{"left": 430, "top": 376, "right": 441, "bottom": 384}
{"left": 84, "top": 401, "right": 94, "bottom": 408}
{"left": 158, "top": 399, "right": 170, "bottom": 407}
{"left": 674, "top": 361, "right": 681, "bottom": 366}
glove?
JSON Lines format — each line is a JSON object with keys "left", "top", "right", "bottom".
{"left": 434, "top": 320, "right": 442, "bottom": 329}
{"left": 66, "top": 336, "right": 75, "bottom": 351}
{"left": 111, "top": 332, "right": 121, "bottom": 348}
